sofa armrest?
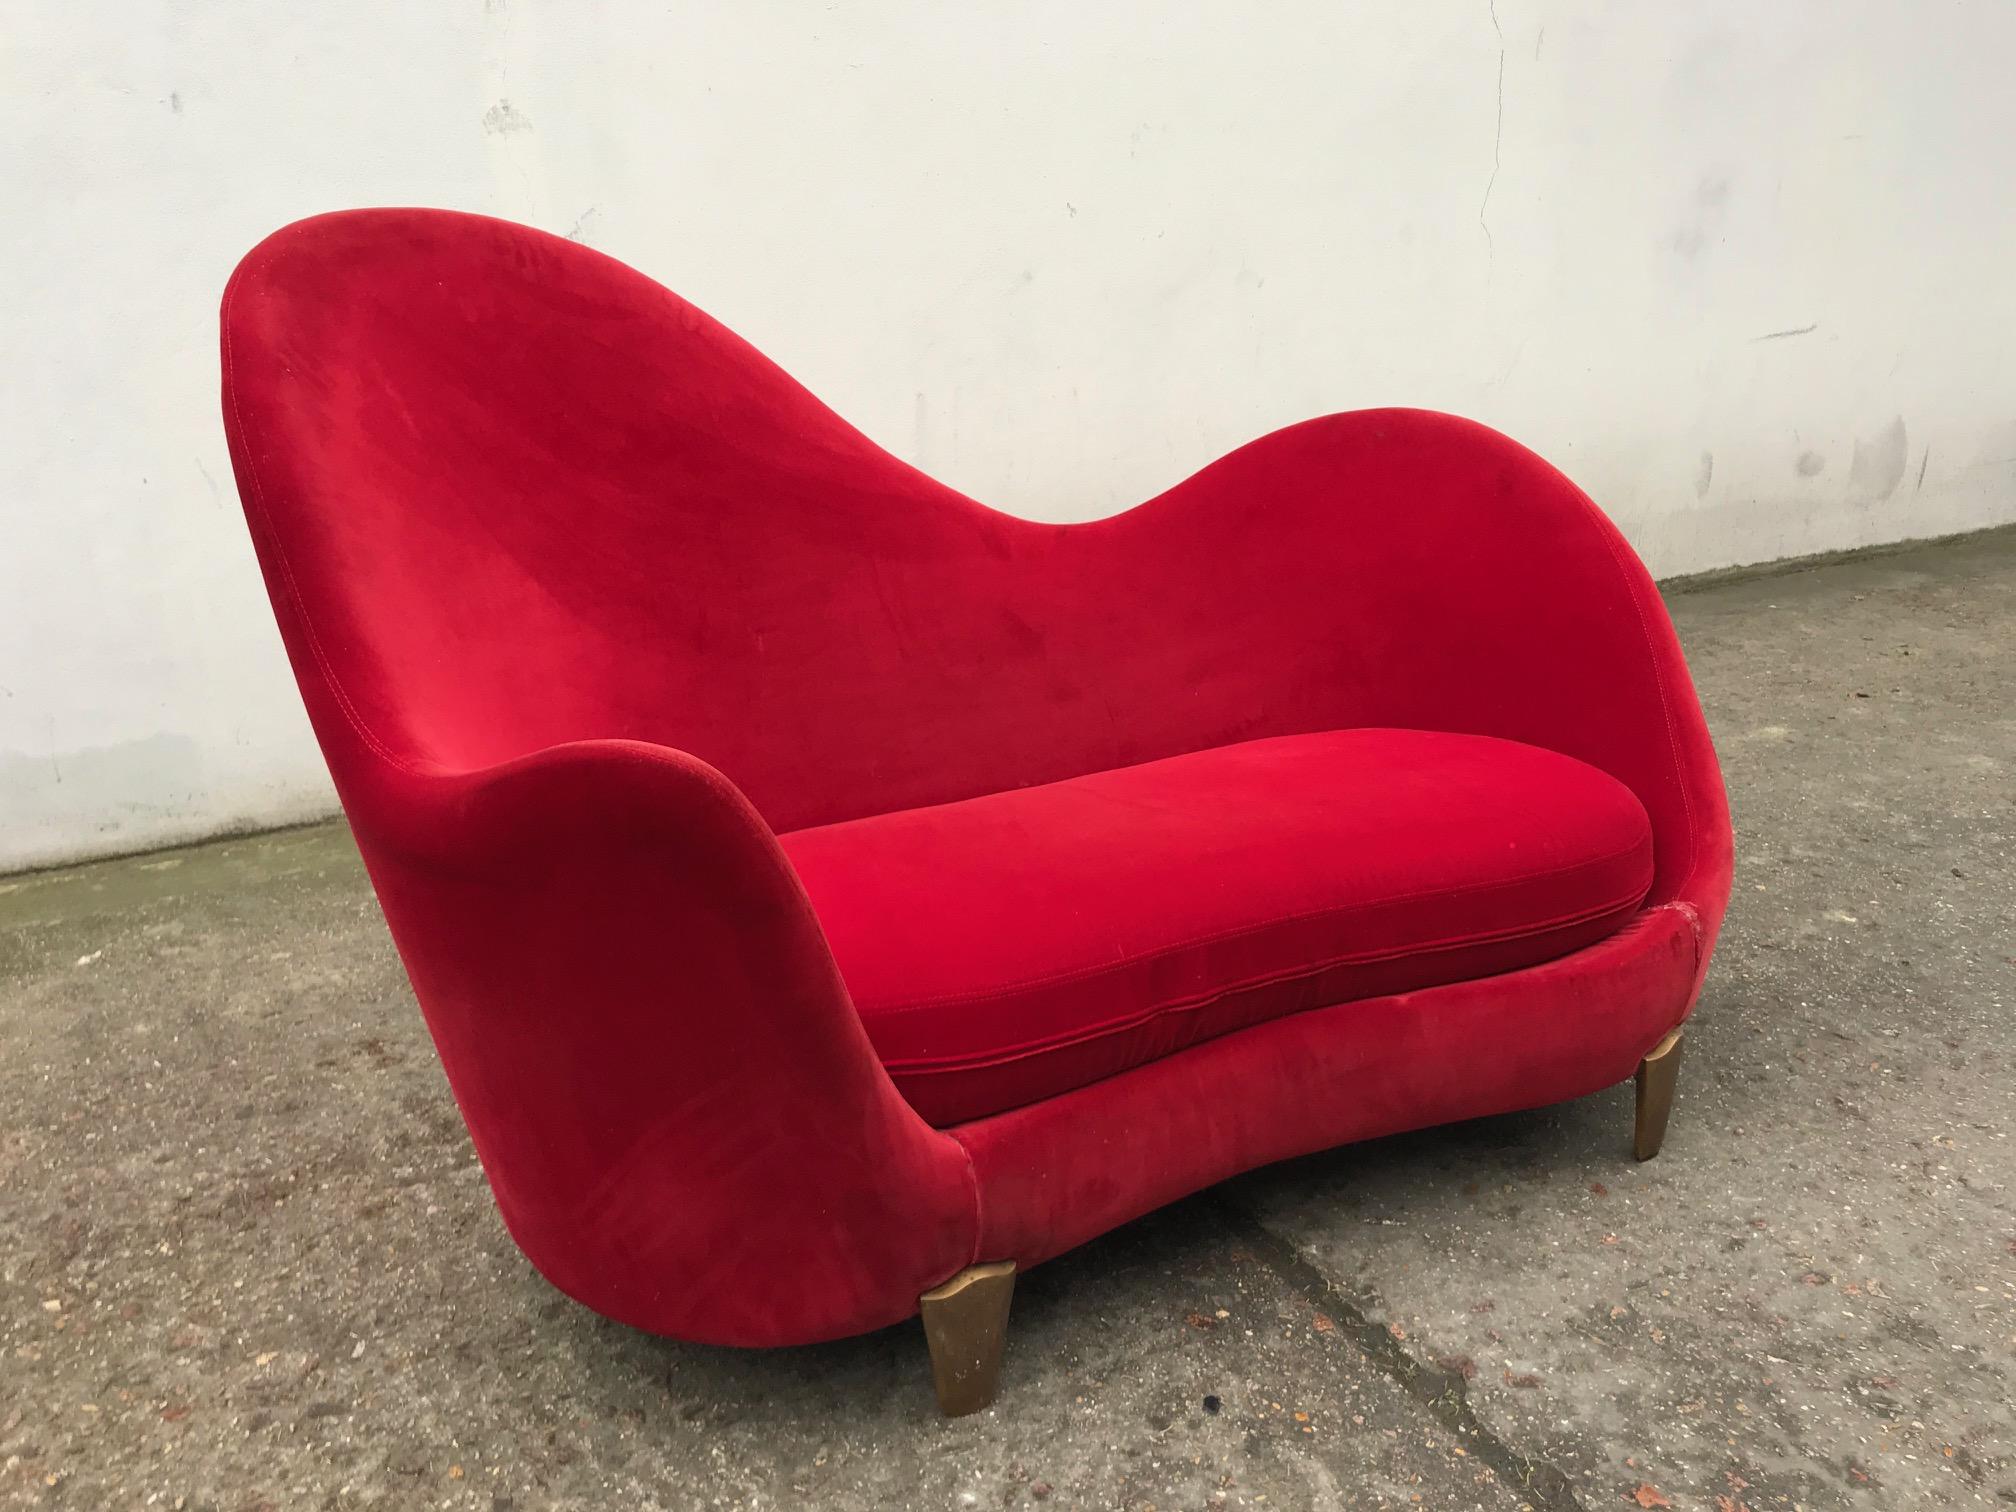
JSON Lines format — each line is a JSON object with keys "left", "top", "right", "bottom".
{"left": 1151, "top": 409, "right": 1733, "bottom": 972}
{"left": 340, "top": 739, "right": 978, "bottom": 1345}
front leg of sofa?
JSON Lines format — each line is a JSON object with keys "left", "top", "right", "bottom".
{"left": 342, "top": 739, "right": 981, "bottom": 1348}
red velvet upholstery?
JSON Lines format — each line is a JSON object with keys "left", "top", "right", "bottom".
{"left": 784, "top": 728, "right": 1654, "bottom": 1126}
{"left": 958, "top": 904, "right": 1703, "bottom": 1269}
{"left": 220, "top": 208, "right": 1734, "bottom": 1349}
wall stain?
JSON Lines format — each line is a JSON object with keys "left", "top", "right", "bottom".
{"left": 483, "top": 99, "right": 534, "bottom": 135}
{"left": 1916, "top": 445, "right": 1930, "bottom": 491}
{"left": 1848, "top": 417, "right": 1909, "bottom": 502}
{"left": 1668, "top": 176, "right": 1731, "bottom": 261}
{"left": 192, "top": 457, "right": 224, "bottom": 510}
{"left": 1694, "top": 451, "right": 1714, "bottom": 498}
{"left": 1795, "top": 450, "right": 1826, "bottom": 477}
{"left": 1752, "top": 322, "right": 1818, "bottom": 342}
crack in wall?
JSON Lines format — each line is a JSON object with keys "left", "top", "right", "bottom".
{"left": 1480, "top": 0, "right": 1505, "bottom": 261}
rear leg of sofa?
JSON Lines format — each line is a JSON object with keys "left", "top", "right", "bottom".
{"left": 1633, "top": 1029, "right": 1685, "bottom": 1160}
{"left": 919, "top": 1260, "right": 1016, "bottom": 1416}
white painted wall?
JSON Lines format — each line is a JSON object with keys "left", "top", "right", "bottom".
{"left": 5, "top": 2, "right": 2015, "bottom": 871}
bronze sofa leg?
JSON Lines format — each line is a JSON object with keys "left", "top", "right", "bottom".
{"left": 1633, "top": 1029, "right": 1685, "bottom": 1161}
{"left": 919, "top": 1260, "right": 1016, "bottom": 1416}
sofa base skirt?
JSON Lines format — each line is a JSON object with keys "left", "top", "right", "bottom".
{"left": 495, "top": 902, "right": 1699, "bottom": 1349}
{"left": 950, "top": 902, "right": 1701, "bottom": 1270}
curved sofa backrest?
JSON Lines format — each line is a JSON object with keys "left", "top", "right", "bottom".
{"left": 224, "top": 209, "right": 1727, "bottom": 921}
{"left": 223, "top": 208, "right": 1032, "bottom": 829}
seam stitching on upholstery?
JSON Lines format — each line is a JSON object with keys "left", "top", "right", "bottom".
{"left": 1653, "top": 898, "right": 1704, "bottom": 967}
{"left": 861, "top": 837, "right": 1653, "bottom": 1015}
{"left": 951, "top": 1131, "right": 985, "bottom": 1268}
{"left": 877, "top": 888, "right": 1648, "bottom": 1062}
{"left": 889, "top": 893, "right": 1644, "bottom": 1079}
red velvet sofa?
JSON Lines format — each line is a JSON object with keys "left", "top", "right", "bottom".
{"left": 221, "top": 209, "right": 1733, "bottom": 1415}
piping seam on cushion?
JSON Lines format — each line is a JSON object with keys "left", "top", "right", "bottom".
{"left": 861, "top": 836, "right": 1654, "bottom": 1016}
{"left": 876, "top": 891, "right": 1649, "bottom": 1076}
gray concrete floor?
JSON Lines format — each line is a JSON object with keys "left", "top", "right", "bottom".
{"left": 4, "top": 529, "right": 2013, "bottom": 1512}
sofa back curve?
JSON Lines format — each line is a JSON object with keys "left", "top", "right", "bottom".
{"left": 222, "top": 206, "right": 1728, "bottom": 929}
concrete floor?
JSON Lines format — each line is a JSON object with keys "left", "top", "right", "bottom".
{"left": 3, "top": 529, "right": 2013, "bottom": 1512}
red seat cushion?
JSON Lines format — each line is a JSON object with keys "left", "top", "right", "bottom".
{"left": 780, "top": 729, "right": 1654, "bottom": 1127}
